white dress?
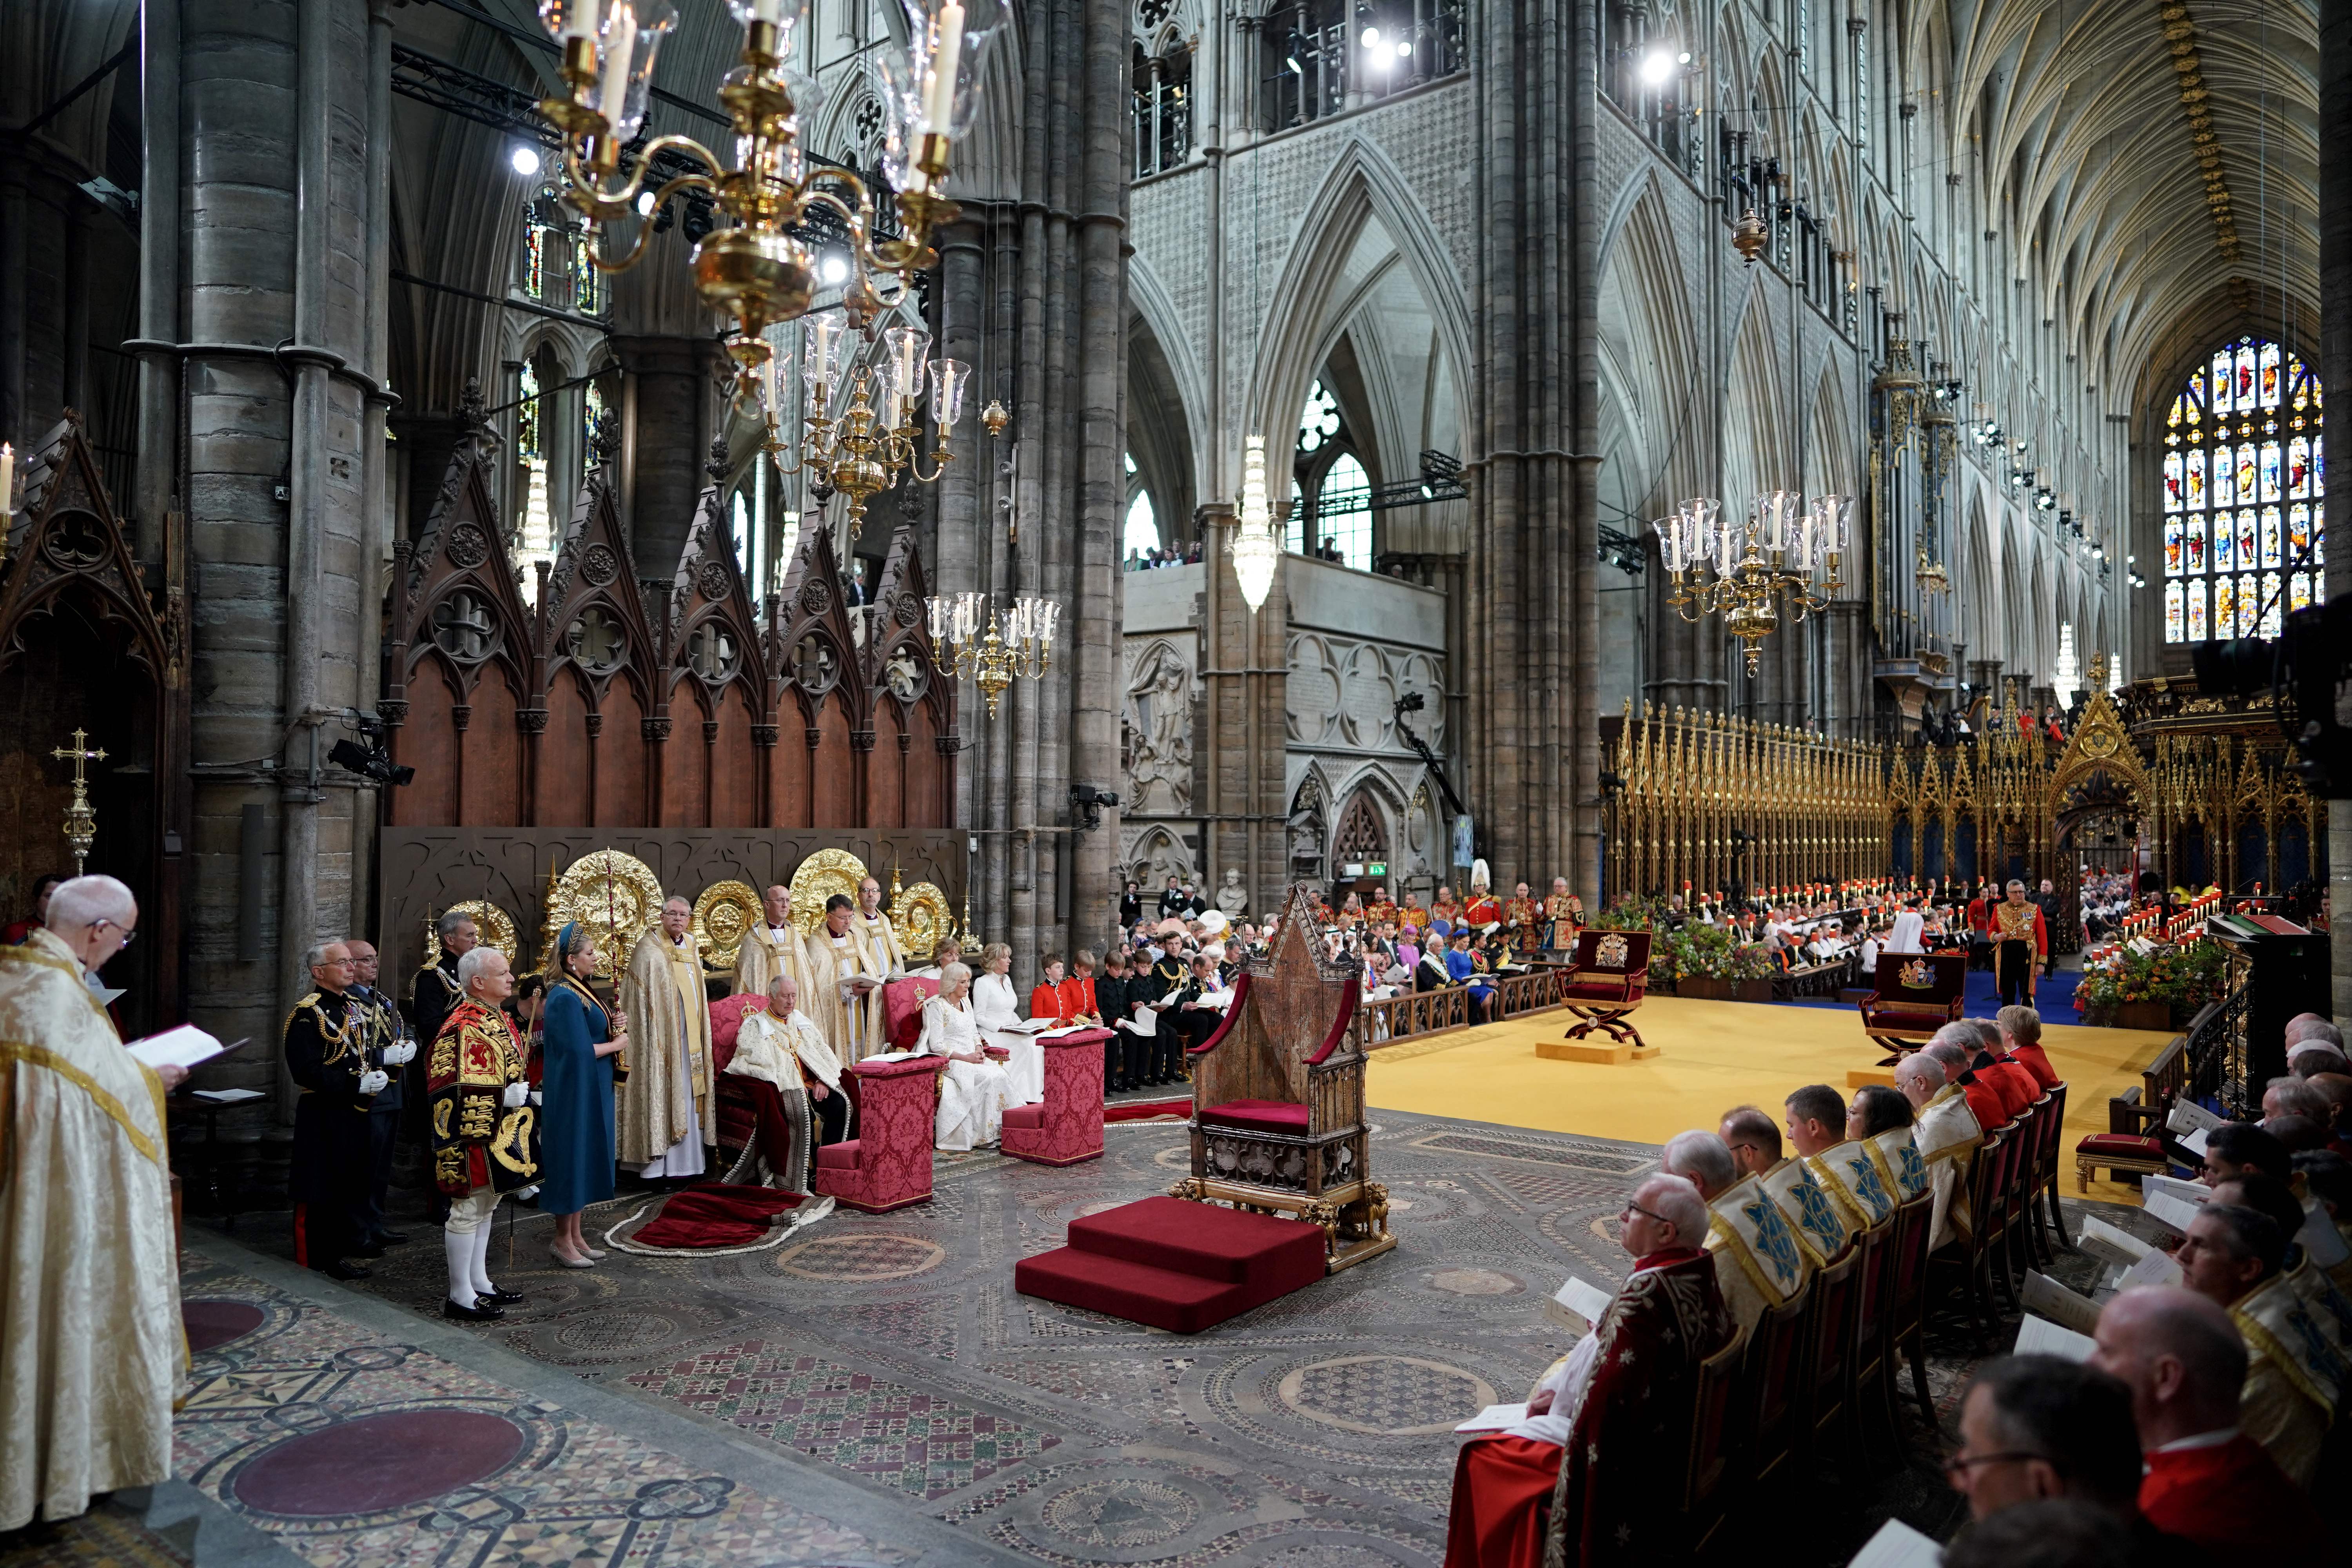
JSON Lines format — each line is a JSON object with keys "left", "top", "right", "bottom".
{"left": 971, "top": 970, "right": 1041, "bottom": 1104}
{"left": 918, "top": 995, "right": 1013, "bottom": 1151}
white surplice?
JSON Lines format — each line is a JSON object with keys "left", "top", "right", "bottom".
{"left": 916, "top": 995, "right": 1014, "bottom": 1151}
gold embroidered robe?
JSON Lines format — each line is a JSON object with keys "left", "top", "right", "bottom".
{"left": 0, "top": 930, "right": 183, "bottom": 1529}
{"left": 617, "top": 931, "right": 712, "bottom": 1165}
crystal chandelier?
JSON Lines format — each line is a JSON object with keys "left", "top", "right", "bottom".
{"left": 766, "top": 312, "right": 970, "bottom": 537}
{"left": 926, "top": 590, "right": 1057, "bottom": 717}
{"left": 532, "top": 0, "right": 1006, "bottom": 414}
{"left": 1230, "top": 435, "right": 1279, "bottom": 612}
{"left": 1654, "top": 491, "right": 1850, "bottom": 673}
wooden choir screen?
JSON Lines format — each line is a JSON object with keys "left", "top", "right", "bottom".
{"left": 383, "top": 429, "right": 957, "bottom": 831}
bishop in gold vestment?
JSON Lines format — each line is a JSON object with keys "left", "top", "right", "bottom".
{"left": 0, "top": 926, "right": 185, "bottom": 1529}
{"left": 618, "top": 902, "right": 713, "bottom": 1176}
{"left": 733, "top": 884, "right": 813, "bottom": 1001}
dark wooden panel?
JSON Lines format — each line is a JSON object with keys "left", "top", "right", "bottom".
{"left": 596, "top": 677, "right": 648, "bottom": 828}
{"left": 537, "top": 667, "right": 592, "bottom": 825}
{"left": 812, "top": 701, "right": 857, "bottom": 827}
{"left": 713, "top": 682, "right": 759, "bottom": 828}
{"left": 459, "top": 665, "right": 526, "bottom": 826}
{"left": 867, "top": 700, "right": 905, "bottom": 829}
{"left": 662, "top": 673, "right": 711, "bottom": 828}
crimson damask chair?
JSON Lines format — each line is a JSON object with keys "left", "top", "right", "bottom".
{"left": 1856, "top": 953, "right": 1966, "bottom": 1064}
{"left": 1557, "top": 928, "right": 1652, "bottom": 1048}
{"left": 1176, "top": 884, "right": 1394, "bottom": 1271}
{"left": 708, "top": 993, "right": 769, "bottom": 1168}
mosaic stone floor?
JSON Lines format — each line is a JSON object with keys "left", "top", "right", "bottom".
{"left": 31, "top": 1109, "right": 2137, "bottom": 1568}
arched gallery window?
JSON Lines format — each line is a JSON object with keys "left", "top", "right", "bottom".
{"left": 1131, "top": 24, "right": 1192, "bottom": 178}
{"left": 1287, "top": 379, "right": 1372, "bottom": 569}
{"left": 2161, "top": 337, "right": 2325, "bottom": 642}
{"left": 521, "top": 163, "right": 604, "bottom": 316}
{"left": 515, "top": 352, "right": 555, "bottom": 578}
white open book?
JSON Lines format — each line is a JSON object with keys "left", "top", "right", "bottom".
{"left": 2013, "top": 1314, "right": 2098, "bottom": 1362}
{"left": 1847, "top": 1517, "right": 1942, "bottom": 1568}
{"left": 1454, "top": 1402, "right": 1530, "bottom": 1434}
{"left": 125, "top": 1025, "right": 244, "bottom": 1072}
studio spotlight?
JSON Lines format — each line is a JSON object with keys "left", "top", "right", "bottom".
{"left": 510, "top": 145, "right": 541, "bottom": 176}
{"left": 1639, "top": 49, "right": 1675, "bottom": 85}
{"left": 818, "top": 246, "right": 850, "bottom": 285}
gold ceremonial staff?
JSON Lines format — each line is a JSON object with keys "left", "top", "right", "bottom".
{"left": 52, "top": 728, "right": 106, "bottom": 874}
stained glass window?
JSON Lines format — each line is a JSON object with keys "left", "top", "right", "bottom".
{"left": 515, "top": 357, "right": 555, "bottom": 598}
{"left": 2160, "top": 335, "right": 2324, "bottom": 641}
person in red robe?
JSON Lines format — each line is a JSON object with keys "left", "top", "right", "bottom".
{"left": 1030, "top": 954, "right": 1073, "bottom": 1023}
{"left": 1058, "top": 952, "right": 1102, "bottom": 1027}
{"left": 1926, "top": 1032, "right": 2011, "bottom": 1132}
{"left": 1989, "top": 880, "right": 2048, "bottom": 1005}
{"left": 1996, "top": 1004, "right": 2061, "bottom": 1089}
{"left": 2089, "top": 1284, "right": 2326, "bottom": 1561}
{"left": 1444, "top": 1176, "right": 1731, "bottom": 1568}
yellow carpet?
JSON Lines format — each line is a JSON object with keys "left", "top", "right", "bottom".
{"left": 1366, "top": 996, "right": 2178, "bottom": 1206}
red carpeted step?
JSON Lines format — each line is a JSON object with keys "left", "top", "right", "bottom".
{"left": 1012, "top": 1247, "right": 1252, "bottom": 1334}
{"left": 1067, "top": 1196, "right": 1328, "bottom": 1286}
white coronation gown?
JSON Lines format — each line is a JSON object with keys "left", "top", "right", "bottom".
{"left": 971, "top": 969, "right": 1042, "bottom": 1104}
{"left": 917, "top": 995, "right": 1014, "bottom": 1151}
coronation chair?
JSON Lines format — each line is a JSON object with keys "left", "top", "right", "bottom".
{"left": 1557, "top": 928, "right": 1653, "bottom": 1049}
{"left": 1856, "top": 952, "right": 1966, "bottom": 1064}
{"left": 1174, "top": 884, "right": 1396, "bottom": 1271}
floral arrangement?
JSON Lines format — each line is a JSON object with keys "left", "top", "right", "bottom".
{"left": 1669, "top": 922, "right": 1776, "bottom": 981}
{"left": 2074, "top": 938, "right": 2229, "bottom": 1011}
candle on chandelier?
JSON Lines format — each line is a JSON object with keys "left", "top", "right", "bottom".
{"left": 752, "top": 0, "right": 782, "bottom": 23}
{"left": 0, "top": 444, "right": 13, "bottom": 515}
{"left": 923, "top": 3, "right": 965, "bottom": 137}
{"left": 599, "top": 2, "right": 638, "bottom": 132}
{"left": 559, "top": 1, "right": 598, "bottom": 42}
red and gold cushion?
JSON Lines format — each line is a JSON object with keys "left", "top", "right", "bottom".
{"left": 2074, "top": 1132, "right": 2165, "bottom": 1160}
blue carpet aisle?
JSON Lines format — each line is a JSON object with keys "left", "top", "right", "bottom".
{"left": 1774, "top": 966, "right": 2084, "bottom": 1024}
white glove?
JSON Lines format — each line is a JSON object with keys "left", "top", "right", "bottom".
{"left": 358, "top": 1069, "right": 389, "bottom": 1096}
{"left": 513, "top": 1185, "right": 541, "bottom": 1201}
{"left": 529, "top": 1090, "right": 543, "bottom": 1107}
{"left": 502, "top": 1081, "right": 529, "bottom": 1109}
{"left": 387, "top": 1041, "right": 416, "bottom": 1066}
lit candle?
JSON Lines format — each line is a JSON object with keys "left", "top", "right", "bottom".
{"left": 923, "top": 3, "right": 964, "bottom": 136}
{"left": 0, "top": 444, "right": 13, "bottom": 515}
{"left": 600, "top": 3, "right": 637, "bottom": 132}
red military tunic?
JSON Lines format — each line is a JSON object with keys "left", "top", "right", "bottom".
{"left": 2138, "top": 1433, "right": 2325, "bottom": 1561}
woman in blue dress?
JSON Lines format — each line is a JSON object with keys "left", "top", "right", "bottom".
{"left": 541, "top": 923, "right": 628, "bottom": 1267}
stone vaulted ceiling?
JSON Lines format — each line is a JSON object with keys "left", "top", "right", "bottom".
{"left": 1943, "top": 0, "right": 2319, "bottom": 391}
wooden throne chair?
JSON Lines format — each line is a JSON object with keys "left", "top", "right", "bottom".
{"left": 1857, "top": 952, "right": 1967, "bottom": 1063}
{"left": 1556, "top": 927, "right": 1655, "bottom": 1051}
{"left": 1172, "top": 884, "right": 1395, "bottom": 1271}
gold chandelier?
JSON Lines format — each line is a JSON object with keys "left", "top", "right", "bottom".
{"left": 1654, "top": 492, "right": 1849, "bottom": 673}
{"left": 765, "top": 313, "right": 975, "bottom": 536}
{"left": 926, "top": 591, "right": 1057, "bottom": 717}
{"left": 534, "top": 0, "right": 1005, "bottom": 496}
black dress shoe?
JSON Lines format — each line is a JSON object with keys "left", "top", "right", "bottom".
{"left": 321, "top": 1260, "right": 373, "bottom": 1281}
{"left": 477, "top": 1287, "right": 527, "bottom": 1306}
{"left": 351, "top": 1242, "right": 387, "bottom": 1259}
{"left": 372, "top": 1230, "right": 412, "bottom": 1247}
{"left": 442, "top": 1297, "right": 505, "bottom": 1321}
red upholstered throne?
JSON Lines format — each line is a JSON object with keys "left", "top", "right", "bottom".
{"left": 1857, "top": 952, "right": 1966, "bottom": 1063}
{"left": 1176, "top": 885, "right": 1395, "bottom": 1271}
{"left": 1559, "top": 928, "right": 1652, "bottom": 1048}
{"left": 708, "top": 994, "right": 768, "bottom": 1167}
{"left": 1003, "top": 1027, "right": 1112, "bottom": 1166}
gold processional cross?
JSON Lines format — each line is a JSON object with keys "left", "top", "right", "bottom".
{"left": 51, "top": 727, "right": 107, "bottom": 875}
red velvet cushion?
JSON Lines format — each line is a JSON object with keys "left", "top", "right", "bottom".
{"left": 1003, "top": 1103, "right": 1045, "bottom": 1130}
{"left": 816, "top": 1140, "right": 860, "bottom": 1170}
{"left": 2075, "top": 1133, "right": 2165, "bottom": 1158}
{"left": 1200, "top": 1098, "right": 1310, "bottom": 1134}
{"left": 1563, "top": 979, "right": 1636, "bottom": 1003}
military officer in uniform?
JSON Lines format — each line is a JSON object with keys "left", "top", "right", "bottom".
{"left": 407, "top": 909, "right": 476, "bottom": 1139}
{"left": 1137, "top": 944, "right": 1188, "bottom": 1084}
{"left": 282, "top": 942, "right": 387, "bottom": 1279}
{"left": 345, "top": 938, "right": 416, "bottom": 1251}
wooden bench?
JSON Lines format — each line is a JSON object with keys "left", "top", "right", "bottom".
{"left": 1350, "top": 969, "right": 1569, "bottom": 1051}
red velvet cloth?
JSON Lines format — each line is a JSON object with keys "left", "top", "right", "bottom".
{"left": 2139, "top": 1434, "right": 2326, "bottom": 1561}
{"left": 630, "top": 1183, "right": 805, "bottom": 1249}
{"left": 1444, "top": 1436, "right": 1560, "bottom": 1568}
{"left": 1200, "top": 1098, "right": 1310, "bottom": 1134}
{"left": 1104, "top": 1096, "right": 1193, "bottom": 1123}
{"left": 884, "top": 977, "right": 940, "bottom": 1051}
{"left": 1003, "top": 1027, "right": 1111, "bottom": 1166}
{"left": 2009, "top": 1041, "right": 2060, "bottom": 1089}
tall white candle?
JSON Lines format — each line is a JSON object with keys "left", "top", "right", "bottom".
{"left": 560, "top": 1, "right": 598, "bottom": 42}
{"left": 753, "top": 0, "right": 781, "bottom": 23}
{"left": 599, "top": 4, "right": 637, "bottom": 131}
{"left": 0, "top": 444, "right": 13, "bottom": 514}
{"left": 922, "top": 3, "right": 964, "bottom": 136}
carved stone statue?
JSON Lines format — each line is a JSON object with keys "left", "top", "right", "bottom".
{"left": 1215, "top": 867, "right": 1248, "bottom": 915}
{"left": 1125, "top": 642, "right": 1194, "bottom": 814}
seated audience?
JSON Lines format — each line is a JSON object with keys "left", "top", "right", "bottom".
{"left": 2198, "top": 1122, "right": 2289, "bottom": 1186}
{"left": 1944, "top": 1355, "right": 2197, "bottom": 1565}
{"left": 1661, "top": 1129, "right": 1806, "bottom": 1334}
{"left": 1940, "top": 1499, "right": 2134, "bottom": 1568}
{"left": 2172, "top": 1196, "right": 2336, "bottom": 1483}
{"left": 1926, "top": 1028, "right": 2009, "bottom": 1132}
{"left": 1996, "top": 1003, "right": 2060, "bottom": 1088}
{"left": 2206, "top": 1170, "right": 2352, "bottom": 1353}
{"left": 1096, "top": 949, "right": 1135, "bottom": 1092}
{"left": 2089, "top": 1284, "right": 2325, "bottom": 1560}
{"left": 1721, "top": 1102, "right": 1849, "bottom": 1265}
{"left": 1847, "top": 1081, "right": 1927, "bottom": 1203}
{"left": 1898, "top": 1050, "right": 1982, "bottom": 1247}
{"left": 1787, "top": 1082, "right": 1895, "bottom": 1232}
{"left": 1444, "top": 1176, "right": 1731, "bottom": 1568}
{"left": 2263, "top": 1074, "right": 2331, "bottom": 1125}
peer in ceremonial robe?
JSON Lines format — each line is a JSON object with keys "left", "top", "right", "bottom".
{"left": 540, "top": 924, "right": 626, "bottom": 1268}
{"left": 724, "top": 972, "right": 849, "bottom": 1191}
{"left": 2174, "top": 1199, "right": 2341, "bottom": 1485}
{"left": 1662, "top": 1130, "right": 1807, "bottom": 1336}
{"left": 1898, "top": 1053, "right": 1982, "bottom": 1248}
{"left": 843, "top": 878, "right": 907, "bottom": 1059}
{"left": 282, "top": 942, "right": 385, "bottom": 1278}
{"left": 617, "top": 898, "right": 712, "bottom": 1178}
{"left": 918, "top": 963, "right": 1014, "bottom": 1150}
{"left": 800, "top": 894, "right": 862, "bottom": 1055}
{"left": 1443, "top": 1176, "right": 1732, "bottom": 1568}
{"left": 1996, "top": 1003, "right": 2061, "bottom": 1089}
{"left": 428, "top": 948, "right": 537, "bottom": 1321}
{"left": 733, "top": 884, "right": 813, "bottom": 1002}
{"left": 0, "top": 877, "right": 184, "bottom": 1531}
{"left": 1502, "top": 883, "right": 1541, "bottom": 957}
